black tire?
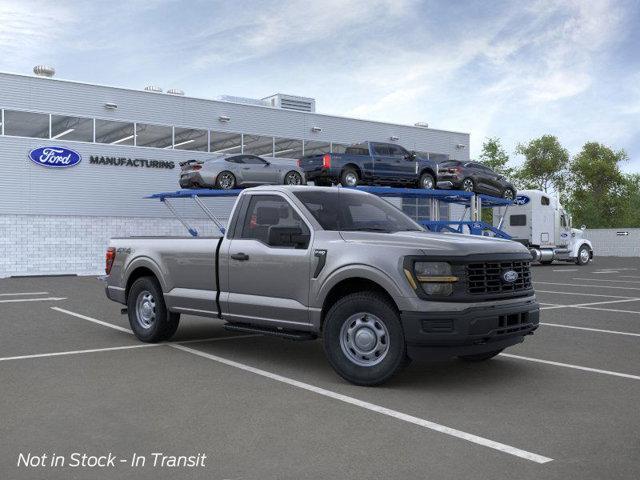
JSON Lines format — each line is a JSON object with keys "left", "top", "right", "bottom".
{"left": 340, "top": 168, "right": 359, "bottom": 187}
{"left": 458, "top": 349, "right": 503, "bottom": 362}
{"left": 284, "top": 170, "right": 303, "bottom": 185}
{"left": 323, "top": 291, "right": 407, "bottom": 386}
{"left": 127, "top": 276, "right": 180, "bottom": 343}
{"left": 461, "top": 178, "right": 475, "bottom": 192}
{"left": 576, "top": 245, "right": 591, "bottom": 265}
{"left": 419, "top": 172, "right": 435, "bottom": 190}
{"left": 215, "top": 171, "right": 236, "bottom": 190}
{"left": 502, "top": 188, "right": 516, "bottom": 200}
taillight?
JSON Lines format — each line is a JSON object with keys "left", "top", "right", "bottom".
{"left": 105, "top": 247, "right": 116, "bottom": 275}
{"left": 322, "top": 154, "right": 331, "bottom": 169}
{"left": 297, "top": 159, "right": 301, "bottom": 167}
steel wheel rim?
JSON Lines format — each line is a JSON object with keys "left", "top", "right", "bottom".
{"left": 344, "top": 172, "right": 358, "bottom": 187}
{"left": 339, "top": 312, "right": 389, "bottom": 367}
{"left": 219, "top": 173, "right": 234, "bottom": 189}
{"left": 462, "top": 179, "right": 474, "bottom": 192}
{"left": 580, "top": 248, "right": 589, "bottom": 263}
{"left": 421, "top": 175, "right": 434, "bottom": 189}
{"left": 503, "top": 189, "right": 514, "bottom": 200}
{"left": 285, "top": 172, "right": 301, "bottom": 185}
{"left": 135, "top": 290, "right": 156, "bottom": 329}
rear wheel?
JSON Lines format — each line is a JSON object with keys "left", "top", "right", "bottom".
{"left": 323, "top": 292, "right": 407, "bottom": 386}
{"left": 576, "top": 245, "right": 591, "bottom": 265}
{"left": 215, "top": 171, "right": 236, "bottom": 190}
{"left": 502, "top": 188, "right": 515, "bottom": 200}
{"left": 340, "top": 168, "right": 359, "bottom": 187}
{"left": 127, "top": 276, "right": 180, "bottom": 342}
{"left": 284, "top": 171, "right": 303, "bottom": 185}
{"left": 462, "top": 178, "right": 475, "bottom": 192}
{"left": 419, "top": 172, "right": 435, "bottom": 189}
{"left": 458, "top": 349, "right": 503, "bottom": 362}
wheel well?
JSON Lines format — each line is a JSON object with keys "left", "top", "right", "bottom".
{"left": 342, "top": 163, "right": 362, "bottom": 178}
{"left": 419, "top": 167, "right": 435, "bottom": 178}
{"left": 125, "top": 267, "right": 157, "bottom": 302}
{"left": 320, "top": 277, "right": 399, "bottom": 329}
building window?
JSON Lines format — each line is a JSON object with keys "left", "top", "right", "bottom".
{"left": 95, "top": 119, "right": 135, "bottom": 145}
{"left": 273, "top": 137, "right": 303, "bottom": 159}
{"left": 210, "top": 131, "right": 242, "bottom": 154}
{"left": 3, "top": 110, "right": 50, "bottom": 139}
{"left": 401, "top": 198, "right": 449, "bottom": 223}
{"left": 173, "top": 127, "right": 208, "bottom": 151}
{"left": 331, "top": 143, "right": 349, "bottom": 154}
{"left": 50, "top": 114, "right": 94, "bottom": 142}
{"left": 243, "top": 134, "right": 274, "bottom": 156}
{"left": 135, "top": 123, "right": 173, "bottom": 148}
{"left": 303, "top": 140, "right": 330, "bottom": 156}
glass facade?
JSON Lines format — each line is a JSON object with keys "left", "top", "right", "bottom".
{"left": 401, "top": 198, "right": 449, "bottom": 223}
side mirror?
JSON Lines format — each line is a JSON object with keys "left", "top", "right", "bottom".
{"left": 404, "top": 152, "right": 416, "bottom": 160}
{"left": 264, "top": 161, "right": 271, "bottom": 166}
{"left": 268, "top": 226, "right": 310, "bottom": 248}
{"left": 581, "top": 225, "right": 586, "bottom": 230}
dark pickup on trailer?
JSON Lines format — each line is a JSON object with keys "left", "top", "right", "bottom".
{"left": 298, "top": 141, "right": 439, "bottom": 189}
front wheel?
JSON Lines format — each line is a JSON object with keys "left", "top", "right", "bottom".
{"left": 576, "top": 245, "right": 591, "bottom": 265}
{"left": 127, "top": 276, "right": 180, "bottom": 342}
{"left": 419, "top": 172, "right": 435, "bottom": 189}
{"left": 323, "top": 292, "right": 407, "bottom": 386}
{"left": 458, "top": 349, "right": 503, "bottom": 362}
{"left": 284, "top": 170, "right": 303, "bottom": 185}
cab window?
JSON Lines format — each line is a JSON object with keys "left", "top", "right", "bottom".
{"left": 541, "top": 196, "right": 550, "bottom": 205}
{"left": 240, "top": 195, "right": 309, "bottom": 248}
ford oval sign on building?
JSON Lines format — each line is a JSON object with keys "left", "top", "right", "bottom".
{"left": 28, "top": 146, "right": 82, "bottom": 168}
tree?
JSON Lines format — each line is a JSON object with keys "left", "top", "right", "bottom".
{"left": 567, "top": 142, "right": 628, "bottom": 228}
{"left": 515, "top": 135, "right": 569, "bottom": 193}
{"left": 478, "top": 137, "right": 514, "bottom": 177}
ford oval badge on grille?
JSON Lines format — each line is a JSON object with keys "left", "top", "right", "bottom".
{"left": 502, "top": 270, "right": 518, "bottom": 283}
{"left": 28, "top": 146, "right": 82, "bottom": 168}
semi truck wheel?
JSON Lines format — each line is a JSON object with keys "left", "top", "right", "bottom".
{"left": 458, "top": 349, "right": 503, "bottom": 362}
{"left": 322, "top": 292, "right": 407, "bottom": 386}
{"left": 127, "top": 276, "right": 180, "bottom": 342}
{"left": 576, "top": 245, "right": 591, "bottom": 265}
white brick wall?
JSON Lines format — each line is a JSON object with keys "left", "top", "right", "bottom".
{"left": 583, "top": 228, "right": 640, "bottom": 257}
{"left": 0, "top": 214, "right": 227, "bottom": 278}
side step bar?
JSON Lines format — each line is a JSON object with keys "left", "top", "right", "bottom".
{"left": 224, "top": 323, "right": 317, "bottom": 341}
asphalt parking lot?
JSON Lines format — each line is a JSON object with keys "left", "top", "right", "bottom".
{"left": 2, "top": 257, "right": 640, "bottom": 480}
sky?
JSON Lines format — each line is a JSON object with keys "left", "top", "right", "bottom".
{"left": 1, "top": 0, "right": 639, "bottom": 171}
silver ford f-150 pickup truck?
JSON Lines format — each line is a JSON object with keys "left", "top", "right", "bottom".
{"left": 104, "top": 186, "right": 539, "bottom": 385}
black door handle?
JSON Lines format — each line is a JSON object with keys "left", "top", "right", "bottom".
{"left": 231, "top": 253, "right": 249, "bottom": 261}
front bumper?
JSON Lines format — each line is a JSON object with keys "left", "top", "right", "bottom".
{"left": 401, "top": 298, "right": 539, "bottom": 360}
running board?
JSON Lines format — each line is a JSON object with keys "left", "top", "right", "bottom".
{"left": 223, "top": 323, "right": 317, "bottom": 341}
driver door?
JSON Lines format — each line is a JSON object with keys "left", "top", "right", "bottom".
{"left": 241, "top": 155, "right": 279, "bottom": 184}
{"left": 224, "top": 194, "right": 313, "bottom": 327}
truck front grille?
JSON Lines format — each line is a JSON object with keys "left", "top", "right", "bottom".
{"left": 466, "top": 260, "right": 532, "bottom": 296}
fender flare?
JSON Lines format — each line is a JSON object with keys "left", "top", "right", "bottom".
{"left": 314, "top": 264, "right": 407, "bottom": 310}
{"left": 124, "top": 256, "right": 168, "bottom": 295}
{"left": 571, "top": 239, "right": 593, "bottom": 258}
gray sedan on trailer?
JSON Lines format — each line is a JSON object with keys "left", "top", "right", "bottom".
{"left": 179, "top": 154, "right": 306, "bottom": 189}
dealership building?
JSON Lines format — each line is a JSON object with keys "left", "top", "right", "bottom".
{"left": 0, "top": 68, "right": 470, "bottom": 277}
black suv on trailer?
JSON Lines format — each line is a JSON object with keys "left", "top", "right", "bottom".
{"left": 436, "top": 160, "right": 516, "bottom": 199}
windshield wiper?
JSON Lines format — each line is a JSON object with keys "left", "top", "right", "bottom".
{"left": 345, "top": 227, "right": 392, "bottom": 233}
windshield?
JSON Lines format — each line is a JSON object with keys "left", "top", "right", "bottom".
{"left": 294, "top": 190, "right": 424, "bottom": 233}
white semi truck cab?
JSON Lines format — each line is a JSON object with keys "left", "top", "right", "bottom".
{"left": 494, "top": 189, "right": 593, "bottom": 265}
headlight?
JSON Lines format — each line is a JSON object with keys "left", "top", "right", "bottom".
{"left": 406, "top": 261, "right": 458, "bottom": 296}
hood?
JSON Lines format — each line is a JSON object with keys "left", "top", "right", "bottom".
{"left": 340, "top": 230, "right": 531, "bottom": 257}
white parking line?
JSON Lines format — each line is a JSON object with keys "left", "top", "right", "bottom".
{"left": 536, "top": 289, "right": 638, "bottom": 299}
{"left": 572, "top": 278, "right": 640, "bottom": 284}
{"left": 501, "top": 353, "right": 640, "bottom": 381}
{"left": 540, "top": 323, "right": 640, "bottom": 337}
{"left": 0, "top": 344, "right": 158, "bottom": 362}
{"left": 171, "top": 343, "right": 552, "bottom": 464}
{"left": 0, "top": 297, "right": 66, "bottom": 304}
{"left": 52, "top": 307, "right": 133, "bottom": 334}
{"left": 0, "top": 292, "right": 49, "bottom": 297}
{"left": 535, "top": 281, "right": 640, "bottom": 291}
{"left": 574, "top": 306, "right": 640, "bottom": 315}
{"left": 552, "top": 269, "right": 578, "bottom": 272}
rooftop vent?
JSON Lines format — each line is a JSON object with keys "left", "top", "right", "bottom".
{"left": 144, "top": 85, "right": 163, "bottom": 93}
{"left": 33, "top": 65, "right": 55, "bottom": 78}
{"left": 167, "top": 88, "right": 185, "bottom": 96}
{"left": 217, "top": 95, "right": 270, "bottom": 107}
{"left": 414, "top": 122, "right": 429, "bottom": 128}
{"left": 262, "top": 93, "right": 316, "bottom": 113}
